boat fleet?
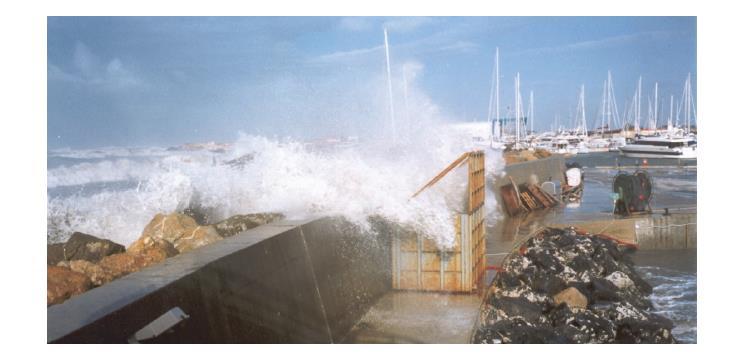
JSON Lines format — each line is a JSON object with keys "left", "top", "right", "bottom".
{"left": 481, "top": 49, "right": 697, "bottom": 159}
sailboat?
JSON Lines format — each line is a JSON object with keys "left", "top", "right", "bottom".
{"left": 619, "top": 74, "right": 697, "bottom": 159}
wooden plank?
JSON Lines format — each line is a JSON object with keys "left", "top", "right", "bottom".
{"left": 500, "top": 184, "right": 523, "bottom": 216}
{"left": 526, "top": 184, "right": 554, "bottom": 208}
{"left": 508, "top": 176, "right": 528, "bottom": 211}
{"left": 411, "top": 152, "right": 470, "bottom": 199}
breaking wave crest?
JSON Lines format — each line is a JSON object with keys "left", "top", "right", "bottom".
{"left": 48, "top": 129, "right": 503, "bottom": 248}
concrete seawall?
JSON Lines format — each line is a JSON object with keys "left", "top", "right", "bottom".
{"left": 495, "top": 155, "right": 566, "bottom": 187}
{"left": 635, "top": 212, "right": 696, "bottom": 250}
{"left": 48, "top": 217, "right": 392, "bottom": 343}
{"left": 550, "top": 212, "right": 697, "bottom": 250}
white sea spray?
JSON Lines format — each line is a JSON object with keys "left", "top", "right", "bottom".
{"left": 47, "top": 62, "right": 504, "bottom": 247}
{"left": 48, "top": 129, "right": 503, "bottom": 247}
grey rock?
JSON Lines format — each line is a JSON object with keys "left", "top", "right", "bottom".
{"left": 63, "top": 232, "right": 125, "bottom": 263}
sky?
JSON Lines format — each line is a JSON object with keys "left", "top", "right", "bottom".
{"left": 47, "top": 16, "right": 696, "bottom": 149}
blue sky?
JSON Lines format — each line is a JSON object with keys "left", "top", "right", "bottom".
{"left": 47, "top": 17, "right": 696, "bottom": 148}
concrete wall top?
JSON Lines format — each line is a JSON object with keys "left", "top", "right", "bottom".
{"left": 48, "top": 216, "right": 391, "bottom": 343}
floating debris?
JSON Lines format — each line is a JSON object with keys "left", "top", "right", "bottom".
{"left": 474, "top": 227, "right": 675, "bottom": 343}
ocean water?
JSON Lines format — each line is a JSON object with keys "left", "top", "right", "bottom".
{"left": 633, "top": 250, "right": 697, "bottom": 343}
{"left": 569, "top": 151, "right": 696, "bottom": 168}
{"left": 48, "top": 130, "right": 504, "bottom": 248}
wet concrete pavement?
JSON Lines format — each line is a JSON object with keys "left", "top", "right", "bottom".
{"left": 344, "top": 291, "right": 481, "bottom": 343}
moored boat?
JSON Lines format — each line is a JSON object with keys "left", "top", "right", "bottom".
{"left": 619, "top": 135, "right": 696, "bottom": 159}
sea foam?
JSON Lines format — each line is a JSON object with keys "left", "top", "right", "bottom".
{"left": 48, "top": 128, "right": 503, "bottom": 248}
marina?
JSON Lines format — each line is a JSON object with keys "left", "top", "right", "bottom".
{"left": 44, "top": 16, "right": 698, "bottom": 345}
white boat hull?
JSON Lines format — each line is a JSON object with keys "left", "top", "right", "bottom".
{"left": 619, "top": 145, "right": 696, "bottom": 159}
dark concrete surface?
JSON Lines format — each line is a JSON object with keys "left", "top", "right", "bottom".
{"left": 48, "top": 217, "right": 392, "bottom": 343}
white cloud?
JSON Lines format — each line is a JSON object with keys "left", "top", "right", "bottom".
{"left": 337, "top": 17, "right": 434, "bottom": 33}
{"left": 514, "top": 31, "right": 674, "bottom": 56}
{"left": 48, "top": 41, "right": 143, "bottom": 90}
{"left": 308, "top": 44, "right": 384, "bottom": 64}
{"left": 402, "top": 61, "right": 424, "bottom": 82}
{"left": 308, "top": 33, "right": 478, "bottom": 65}
{"left": 73, "top": 42, "right": 100, "bottom": 77}
{"left": 383, "top": 17, "right": 434, "bottom": 33}
{"left": 437, "top": 40, "right": 479, "bottom": 53}
{"left": 48, "top": 63, "right": 84, "bottom": 84}
{"left": 338, "top": 17, "right": 373, "bottom": 32}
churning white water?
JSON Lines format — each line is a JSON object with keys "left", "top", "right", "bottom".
{"left": 48, "top": 57, "right": 503, "bottom": 248}
{"left": 48, "top": 128, "right": 503, "bottom": 248}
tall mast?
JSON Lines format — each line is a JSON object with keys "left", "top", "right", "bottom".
{"left": 685, "top": 73, "right": 692, "bottom": 133}
{"left": 529, "top": 90, "right": 534, "bottom": 134}
{"left": 487, "top": 53, "right": 496, "bottom": 125}
{"left": 653, "top": 82, "right": 659, "bottom": 131}
{"left": 636, "top": 76, "right": 642, "bottom": 134}
{"left": 383, "top": 28, "right": 396, "bottom": 143}
{"left": 515, "top": 72, "right": 521, "bottom": 142}
{"left": 668, "top": 95, "right": 674, "bottom": 133}
{"left": 601, "top": 79, "right": 607, "bottom": 135}
{"left": 495, "top": 47, "right": 500, "bottom": 140}
{"left": 647, "top": 97, "right": 653, "bottom": 130}
{"left": 402, "top": 65, "right": 409, "bottom": 125}
{"left": 607, "top": 71, "right": 616, "bottom": 131}
{"left": 580, "top": 84, "right": 587, "bottom": 136}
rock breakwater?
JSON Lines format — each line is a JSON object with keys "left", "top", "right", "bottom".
{"left": 474, "top": 227, "right": 675, "bottom": 344}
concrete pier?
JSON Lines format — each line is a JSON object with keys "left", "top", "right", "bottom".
{"left": 48, "top": 217, "right": 392, "bottom": 343}
{"left": 47, "top": 217, "right": 482, "bottom": 344}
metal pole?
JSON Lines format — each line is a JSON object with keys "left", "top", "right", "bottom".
{"left": 654, "top": 82, "right": 659, "bottom": 131}
{"left": 530, "top": 90, "right": 534, "bottom": 134}
{"left": 496, "top": 48, "right": 500, "bottom": 139}
{"left": 383, "top": 29, "right": 396, "bottom": 143}
{"left": 637, "top": 76, "right": 642, "bottom": 134}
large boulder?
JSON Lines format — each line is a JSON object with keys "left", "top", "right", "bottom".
{"left": 174, "top": 226, "right": 222, "bottom": 253}
{"left": 47, "top": 243, "right": 65, "bottom": 265}
{"left": 97, "top": 253, "right": 147, "bottom": 281}
{"left": 97, "top": 247, "right": 171, "bottom": 282}
{"left": 212, "top": 213, "right": 284, "bottom": 238}
{"left": 128, "top": 235, "right": 179, "bottom": 258}
{"left": 553, "top": 287, "right": 588, "bottom": 309}
{"left": 137, "top": 246, "right": 176, "bottom": 265}
{"left": 61, "top": 245, "right": 174, "bottom": 287}
{"left": 63, "top": 232, "right": 125, "bottom": 263}
{"left": 47, "top": 266, "right": 92, "bottom": 306}
{"left": 65, "top": 260, "right": 112, "bottom": 286}
{"left": 132, "top": 213, "right": 223, "bottom": 254}
{"left": 139, "top": 213, "right": 198, "bottom": 243}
